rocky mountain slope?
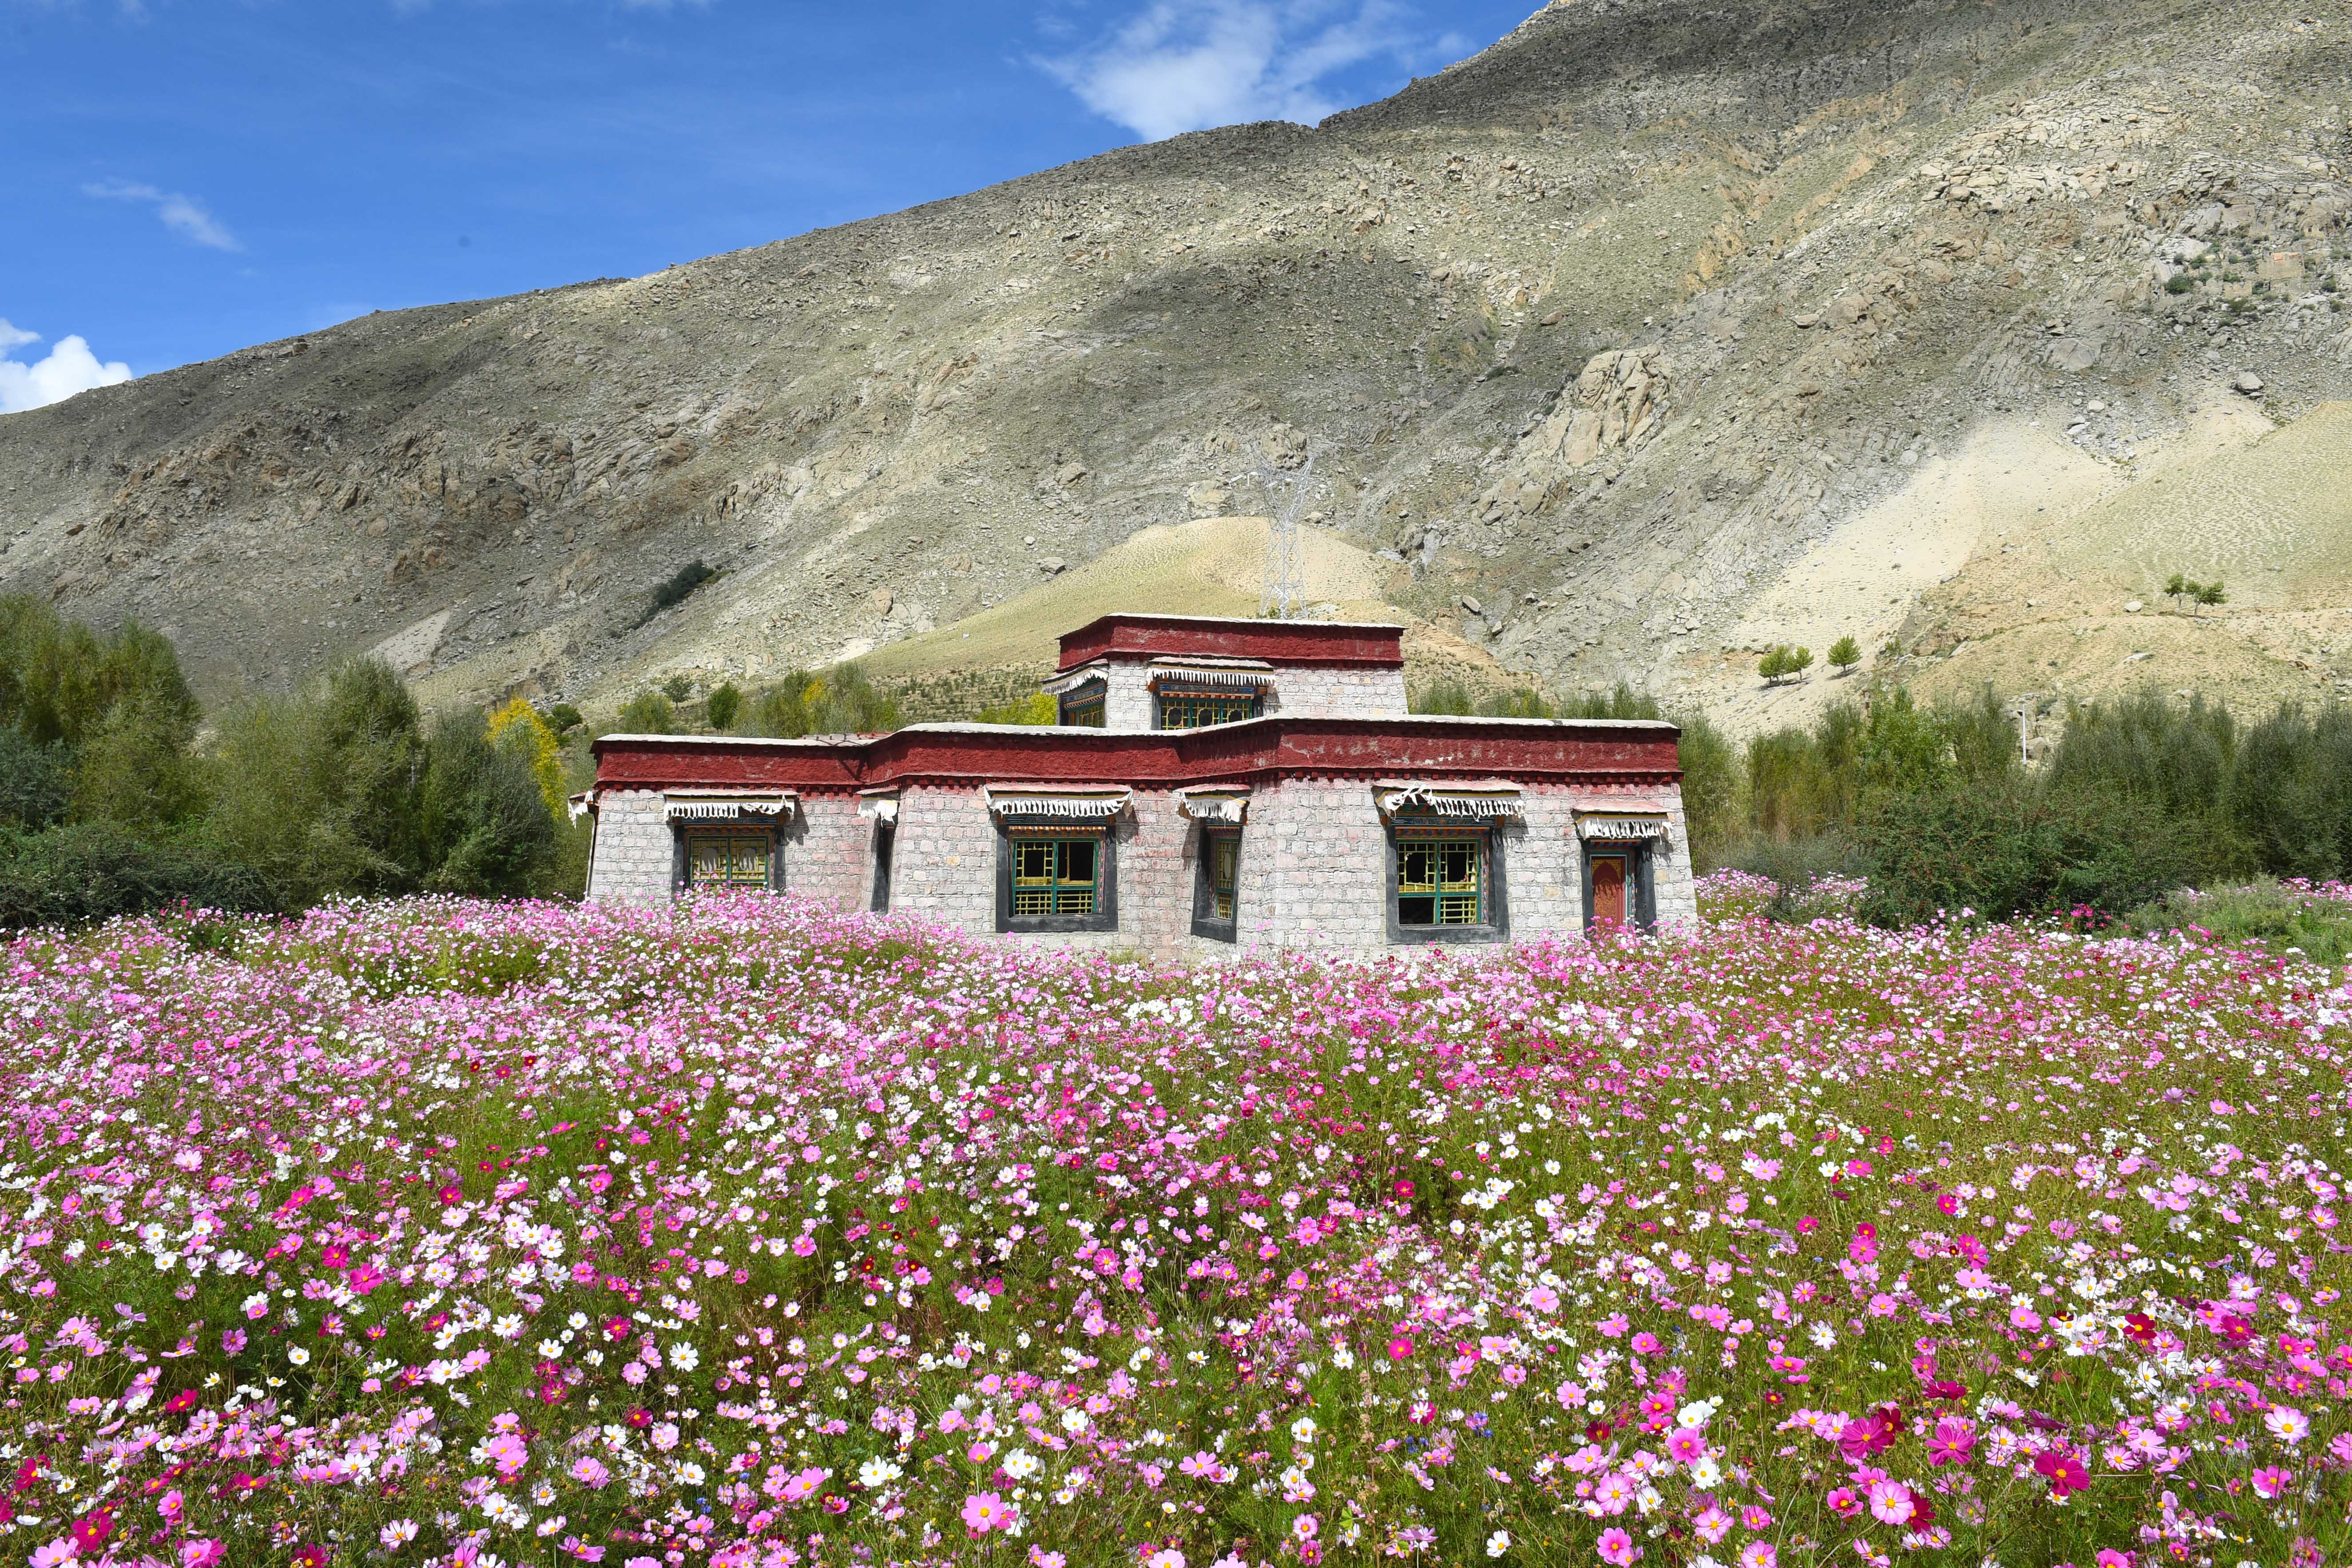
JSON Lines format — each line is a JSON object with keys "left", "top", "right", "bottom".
{"left": 2, "top": 0, "right": 2348, "bottom": 733}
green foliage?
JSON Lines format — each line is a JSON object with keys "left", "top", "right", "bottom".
{"left": 204, "top": 659, "right": 427, "bottom": 907}
{"left": 0, "top": 732, "right": 71, "bottom": 833}
{"left": 1827, "top": 634, "right": 1862, "bottom": 674}
{"left": 1671, "top": 707, "right": 1742, "bottom": 872}
{"left": 640, "top": 559, "right": 715, "bottom": 625}
{"left": 1408, "top": 676, "right": 1475, "bottom": 715}
{"left": 1857, "top": 779, "right": 2197, "bottom": 926}
{"left": 2123, "top": 879, "right": 2352, "bottom": 964}
{"left": 1757, "top": 644, "right": 1812, "bottom": 684}
{"left": 547, "top": 702, "right": 584, "bottom": 735}
{"left": 616, "top": 691, "right": 679, "bottom": 734}
{"left": 0, "top": 822, "right": 275, "bottom": 930}
{"left": 2163, "top": 573, "right": 2226, "bottom": 613}
{"left": 1557, "top": 683, "right": 1658, "bottom": 721}
{"left": 2227, "top": 702, "right": 2352, "bottom": 879}
{"left": 419, "top": 708, "right": 560, "bottom": 896}
{"left": 973, "top": 691, "right": 1057, "bottom": 725}
{"left": 746, "top": 663, "right": 904, "bottom": 738}
{"left": 0, "top": 596, "right": 198, "bottom": 747}
{"left": 705, "top": 681, "right": 744, "bottom": 734}
{"left": 662, "top": 674, "right": 694, "bottom": 704}
{"left": 72, "top": 698, "right": 207, "bottom": 829}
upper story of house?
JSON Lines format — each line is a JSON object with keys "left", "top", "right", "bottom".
{"left": 1042, "top": 614, "right": 1409, "bottom": 731}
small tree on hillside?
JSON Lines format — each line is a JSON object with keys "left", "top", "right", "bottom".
{"left": 1828, "top": 635, "right": 1863, "bottom": 677}
{"left": 617, "top": 692, "right": 677, "bottom": 734}
{"left": 2196, "top": 580, "right": 2227, "bottom": 614}
{"left": 1759, "top": 645, "right": 1814, "bottom": 686}
{"left": 706, "top": 682, "right": 743, "bottom": 733}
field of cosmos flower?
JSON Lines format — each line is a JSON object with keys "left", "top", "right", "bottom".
{"left": 0, "top": 874, "right": 2347, "bottom": 1568}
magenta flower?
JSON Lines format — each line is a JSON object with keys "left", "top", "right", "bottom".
{"left": 1665, "top": 1426, "right": 1708, "bottom": 1465}
{"left": 1597, "top": 1527, "right": 1640, "bottom": 1566}
{"left": 2251, "top": 1466, "right": 2292, "bottom": 1499}
{"left": 1926, "top": 1417, "right": 1976, "bottom": 1466}
{"left": 1737, "top": 1546, "right": 1776, "bottom": 1568}
{"left": 2033, "top": 1449, "right": 2090, "bottom": 1498}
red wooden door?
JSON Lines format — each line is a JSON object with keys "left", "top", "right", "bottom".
{"left": 1591, "top": 856, "right": 1627, "bottom": 924}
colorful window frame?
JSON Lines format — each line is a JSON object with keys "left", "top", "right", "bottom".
{"left": 997, "top": 823, "right": 1118, "bottom": 933}
{"left": 682, "top": 828, "right": 774, "bottom": 891}
{"left": 1386, "top": 818, "right": 1507, "bottom": 945}
{"left": 1058, "top": 683, "right": 1107, "bottom": 728}
{"left": 1156, "top": 686, "right": 1261, "bottom": 729}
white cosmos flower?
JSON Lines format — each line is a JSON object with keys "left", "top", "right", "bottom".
{"left": 287, "top": 1346, "right": 311, "bottom": 1366}
{"left": 668, "top": 1342, "right": 699, "bottom": 1371}
{"left": 1003, "top": 1450, "right": 1040, "bottom": 1480}
{"left": 858, "top": 1457, "right": 903, "bottom": 1488}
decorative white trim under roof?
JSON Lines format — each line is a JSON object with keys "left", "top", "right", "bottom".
{"left": 983, "top": 784, "right": 1134, "bottom": 821}
{"left": 857, "top": 788, "right": 900, "bottom": 826}
{"left": 1041, "top": 663, "right": 1110, "bottom": 698}
{"left": 1172, "top": 784, "right": 1252, "bottom": 823}
{"left": 1148, "top": 661, "right": 1274, "bottom": 690}
{"left": 1573, "top": 805, "right": 1672, "bottom": 841}
{"left": 1373, "top": 779, "right": 1526, "bottom": 821}
{"left": 664, "top": 789, "right": 798, "bottom": 822}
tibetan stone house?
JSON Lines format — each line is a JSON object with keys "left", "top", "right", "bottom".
{"left": 583, "top": 614, "right": 1695, "bottom": 957}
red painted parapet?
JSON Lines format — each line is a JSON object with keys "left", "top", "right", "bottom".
{"left": 1054, "top": 613, "right": 1405, "bottom": 672}
{"left": 590, "top": 715, "right": 1682, "bottom": 798}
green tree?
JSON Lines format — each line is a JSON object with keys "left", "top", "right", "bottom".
{"left": 617, "top": 692, "right": 679, "bottom": 734}
{"left": 487, "top": 697, "right": 568, "bottom": 825}
{"left": 705, "top": 682, "right": 744, "bottom": 733}
{"left": 745, "top": 663, "right": 903, "bottom": 737}
{"left": 1828, "top": 635, "right": 1862, "bottom": 676}
{"left": 2196, "top": 580, "right": 2228, "bottom": 612}
{"left": 662, "top": 674, "right": 694, "bottom": 703}
{"left": 418, "top": 709, "right": 558, "bottom": 896}
{"left": 1409, "top": 677, "right": 1475, "bottom": 715}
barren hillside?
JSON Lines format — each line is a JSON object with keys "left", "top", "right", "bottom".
{"left": 1, "top": 0, "right": 2347, "bottom": 730}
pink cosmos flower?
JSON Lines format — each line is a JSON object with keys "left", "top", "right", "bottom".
{"left": 1865, "top": 1480, "right": 1915, "bottom": 1526}
{"left": 1387, "top": 1335, "right": 1414, "bottom": 1360}
{"left": 1180, "top": 1452, "right": 1220, "bottom": 1479}
{"left": 1597, "top": 1527, "right": 1639, "bottom": 1566}
{"left": 1692, "top": 1506, "right": 1731, "bottom": 1544}
{"left": 1739, "top": 1505, "right": 1772, "bottom": 1531}
{"left": 1826, "top": 1486, "right": 1862, "bottom": 1516}
{"left": 179, "top": 1542, "right": 226, "bottom": 1568}
{"left": 1737, "top": 1545, "right": 1776, "bottom": 1568}
{"left": 1665, "top": 1427, "right": 1708, "bottom": 1465}
{"left": 2265, "top": 1406, "right": 2310, "bottom": 1445}
{"left": 2094, "top": 1553, "right": 2132, "bottom": 1568}
{"left": 781, "top": 1467, "right": 830, "bottom": 1503}
{"left": 2033, "top": 1450, "right": 2090, "bottom": 1498}
{"left": 568, "top": 1456, "right": 611, "bottom": 1489}
{"left": 2010, "top": 1305, "right": 2043, "bottom": 1332}
{"left": 961, "top": 1492, "right": 1011, "bottom": 1532}
{"left": 1591, "top": 1472, "right": 1636, "bottom": 1515}
{"left": 1629, "top": 1332, "right": 1661, "bottom": 1356}
{"left": 2251, "top": 1466, "right": 2292, "bottom": 1499}
{"left": 1290, "top": 1515, "right": 1318, "bottom": 1540}
{"left": 1925, "top": 1417, "right": 1976, "bottom": 1466}
{"left": 1557, "top": 1381, "right": 1587, "bottom": 1409}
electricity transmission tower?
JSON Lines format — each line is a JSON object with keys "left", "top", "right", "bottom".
{"left": 1255, "top": 449, "right": 1317, "bottom": 620}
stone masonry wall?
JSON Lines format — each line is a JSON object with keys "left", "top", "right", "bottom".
{"left": 1264, "top": 667, "right": 1408, "bottom": 718}
{"left": 585, "top": 790, "right": 673, "bottom": 906}
{"left": 592, "top": 775, "right": 1694, "bottom": 953}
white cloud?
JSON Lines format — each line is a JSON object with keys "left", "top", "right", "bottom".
{"left": 0, "top": 326, "right": 135, "bottom": 416}
{"left": 1039, "top": 0, "right": 1433, "bottom": 142}
{"left": 84, "top": 179, "right": 242, "bottom": 252}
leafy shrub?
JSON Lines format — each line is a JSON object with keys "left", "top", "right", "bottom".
{"left": 973, "top": 691, "right": 1057, "bottom": 725}
{"left": 1409, "top": 676, "right": 1474, "bottom": 715}
{"left": 546, "top": 702, "right": 584, "bottom": 735}
{"left": 1757, "top": 644, "right": 1812, "bottom": 684}
{"left": 662, "top": 674, "right": 694, "bottom": 703}
{"left": 639, "top": 559, "right": 715, "bottom": 625}
{"left": 1857, "top": 780, "right": 2195, "bottom": 926}
{"left": 0, "top": 822, "right": 274, "bottom": 930}
{"left": 0, "top": 730, "right": 71, "bottom": 832}
{"left": 1827, "top": 634, "right": 1862, "bottom": 674}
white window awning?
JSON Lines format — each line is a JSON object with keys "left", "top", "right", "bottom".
{"left": 983, "top": 784, "right": 1133, "bottom": 821}
{"left": 1374, "top": 779, "right": 1525, "bottom": 822}
{"left": 1041, "top": 665, "right": 1108, "bottom": 698}
{"left": 1148, "top": 659, "right": 1273, "bottom": 690}
{"left": 1173, "top": 784, "right": 1251, "bottom": 823}
{"left": 664, "top": 790, "right": 798, "bottom": 823}
{"left": 857, "top": 789, "right": 900, "bottom": 826}
{"left": 1574, "top": 807, "right": 1671, "bottom": 842}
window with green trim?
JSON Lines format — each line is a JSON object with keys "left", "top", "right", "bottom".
{"left": 1207, "top": 831, "right": 1239, "bottom": 920}
{"left": 684, "top": 829, "right": 772, "bottom": 890}
{"left": 1395, "top": 836, "right": 1483, "bottom": 927}
{"left": 1010, "top": 834, "right": 1099, "bottom": 917}
{"left": 1156, "top": 688, "right": 1260, "bottom": 729}
{"left": 1059, "top": 687, "right": 1106, "bottom": 727}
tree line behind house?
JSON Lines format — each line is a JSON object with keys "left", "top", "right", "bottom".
{"left": 0, "top": 597, "right": 583, "bottom": 928}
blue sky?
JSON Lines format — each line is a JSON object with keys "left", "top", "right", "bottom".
{"left": 0, "top": 0, "right": 1533, "bottom": 412}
